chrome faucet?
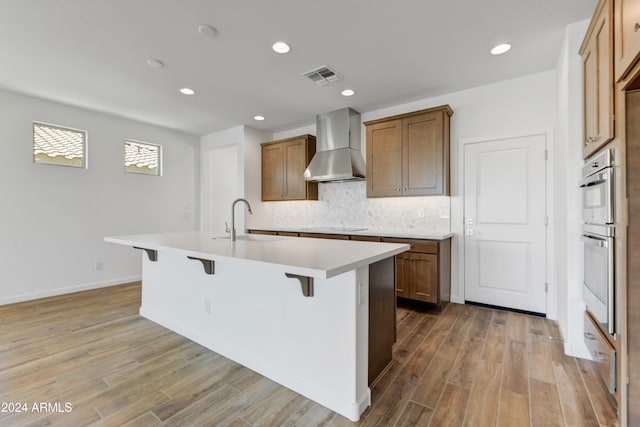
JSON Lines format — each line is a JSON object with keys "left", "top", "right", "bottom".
{"left": 230, "top": 198, "right": 252, "bottom": 241}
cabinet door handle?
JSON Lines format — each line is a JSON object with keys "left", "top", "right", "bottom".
{"left": 586, "top": 135, "right": 600, "bottom": 143}
{"left": 584, "top": 332, "right": 596, "bottom": 340}
{"left": 594, "top": 350, "right": 607, "bottom": 362}
{"left": 396, "top": 188, "right": 401, "bottom": 191}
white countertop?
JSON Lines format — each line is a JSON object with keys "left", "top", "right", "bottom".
{"left": 105, "top": 231, "right": 409, "bottom": 279}
{"left": 248, "top": 226, "right": 454, "bottom": 241}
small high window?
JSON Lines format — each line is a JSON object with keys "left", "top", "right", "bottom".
{"left": 33, "top": 122, "right": 87, "bottom": 168}
{"left": 125, "top": 140, "right": 161, "bottom": 176}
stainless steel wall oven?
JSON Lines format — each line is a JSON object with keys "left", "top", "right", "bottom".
{"left": 580, "top": 148, "right": 615, "bottom": 335}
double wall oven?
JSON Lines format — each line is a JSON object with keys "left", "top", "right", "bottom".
{"left": 580, "top": 148, "right": 615, "bottom": 335}
{"left": 580, "top": 148, "right": 616, "bottom": 395}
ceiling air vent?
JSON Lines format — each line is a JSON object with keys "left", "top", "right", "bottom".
{"left": 302, "top": 65, "right": 343, "bottom": 86}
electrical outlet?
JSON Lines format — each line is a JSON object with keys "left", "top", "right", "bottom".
{"left": 439, "top": 208, "right": 450, "bottom": 219}
{"left": 417, "top": 208, "right": 425, "bottom": 218}
{"left": 204, "top": 298, "right": 212, "bottom": 314}
{"left": 94, "top": 261, "right": 104, "bottom": 271}
{"left": 358, "top": 282, "right": 366, "bottom": 305}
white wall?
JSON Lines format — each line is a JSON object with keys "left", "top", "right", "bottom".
{"left": 273, "top": 124, "right": 316, "bottom": 141}
{"left": 0, "top": 89, "right": 199, "bottom": 305}
{"left": 555, "top": 20, "right": 590, "bottom": 358}
{"left": 201, "top": 145, "right": 237, "bottom": 234}
{"left": 200, "top": 126, "right": 244, "bottom": 234}
{"left": 200, "top": 125, "right": 269, "bottom": 236}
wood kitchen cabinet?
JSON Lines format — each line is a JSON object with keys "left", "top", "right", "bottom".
{"left": 580, "top": 0, "right": 615, "bottom": 159}
{"left": 625, "top": 87, "right": 640, "bottom": 425}
{"left": 394, "top": 252, "right": 410, "bottom": 298}
{"left": 364, "top": 105, "right": 452, "bottom": 197}
{"left": 614, "top": 0, "right": 640, "bottom": 82}
{"left": 384, "top": 238, "right": 451, "bottom": 308}
{"left": 261, "top": 135, "right": 318, "bottom": 201}
{"left": 298, "top": 232, "right": 349, "bottom": 240}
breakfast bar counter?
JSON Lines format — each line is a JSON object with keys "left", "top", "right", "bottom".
{"left": 105, "top": 231, "right": 409, "bottom": 421}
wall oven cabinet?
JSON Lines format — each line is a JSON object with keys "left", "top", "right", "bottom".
{"left": 581, "top": 148, "right": 616, "bottom": 336}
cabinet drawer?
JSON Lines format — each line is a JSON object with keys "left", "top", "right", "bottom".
{"left": 382, "top": 238, "right": 438, "bottom": 254}
{"left": 350, "top": 235, "right": 382, "bottom": 242}
{"left": 584, "top": 311, "right": 616, "bottom": 394}
{"left": 249, "top": 230, "right": 277, "bottom": 236}
{"left": 298, "top": 233, "right": 350, "bottom": 240}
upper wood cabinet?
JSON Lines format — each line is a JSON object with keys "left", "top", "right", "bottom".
{"left": 261, "top": 135, "right": 318, "bottom": 201}
{"left": 580, "top": 0, "right": 615, "bottom": 159}
{"left": 364, "top": 105, "right": 452, "bottom": 197}
{"left": 614, "top": 0, "right": 640, "bottom": 82}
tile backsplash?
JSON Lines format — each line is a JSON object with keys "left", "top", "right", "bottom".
{"left": 263, "top": 181, "right": 450, "bottom": 233}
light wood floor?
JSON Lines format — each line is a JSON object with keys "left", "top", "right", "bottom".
{"left": 0, "top": 282, "right": 617, "bottom": 426}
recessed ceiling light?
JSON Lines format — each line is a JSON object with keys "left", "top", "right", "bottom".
{"left": 272, "top": 42, "right": 291, "bottom": 54}
{"left": 146, "top": 58, "right": 165, "bottom": 68}
{"left": 254, "top": 115, "right": 265, "bottom": 121}
{"left": 198, "top": 24, "right": 218, "bottom": 38}
{"left": 341, "top": 89, "right": 355, "bottom": 97}
{"left": 180, "top": 88, "right": 195, "bottom": 95}
{"left": 491, "top": 43, "right": 511, "bottom": 55}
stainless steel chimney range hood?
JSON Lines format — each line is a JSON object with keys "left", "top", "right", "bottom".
{"left": 303, "top": 107, "right": 366, "bottom": 182}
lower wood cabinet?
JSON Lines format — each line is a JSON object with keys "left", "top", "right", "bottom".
{"left": 394, "top": 252, "right": 410, "bottom": 298}
{"left": 384, "top": 237, "right": 451, "bottom": 307}
{"left": 298, "top": 232, "right": 349, "bottom": 240}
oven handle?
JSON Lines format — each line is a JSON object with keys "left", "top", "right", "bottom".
{"left": 579, "top": 171, "right": 609, "bottom": 187}
{"left": 581, "top": 234, "right": 608, "bottom": 248}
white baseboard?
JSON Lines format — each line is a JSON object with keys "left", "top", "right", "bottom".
{"left": 450, "top": 295, "right": 464, "bottom": 304}
{"left": 0, "top": 275, "right": 141, "bottom": 306}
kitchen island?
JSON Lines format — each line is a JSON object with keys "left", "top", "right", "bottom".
{"left": 104, "top": 231, "right": 409, "bottom": 421}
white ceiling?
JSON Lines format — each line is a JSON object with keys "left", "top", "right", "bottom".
{"left": 0, "top": 0, "right": 596, "bottom": 136}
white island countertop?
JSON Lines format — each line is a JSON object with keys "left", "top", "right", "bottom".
{"left": 105, "top": 231, "right": 409, "bottom": 279}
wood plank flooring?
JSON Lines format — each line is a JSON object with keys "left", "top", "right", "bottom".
{"left": 0, "top": 282, "right": 617, "bottom": 426}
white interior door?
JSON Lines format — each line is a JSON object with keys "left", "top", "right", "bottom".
{"left": 464, "top": 134, "right": 547, "bottom": 314}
